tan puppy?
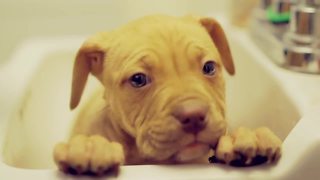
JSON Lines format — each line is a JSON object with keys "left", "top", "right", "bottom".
{"left": 53, "top": 15, "right": 281, "bottom": 175}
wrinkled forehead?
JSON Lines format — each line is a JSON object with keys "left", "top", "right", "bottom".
{"left": 139, "top": 20, "right": 217, "bottom": 54}
{"left": 106, "top": 18, "right": 221, "bottom": 73}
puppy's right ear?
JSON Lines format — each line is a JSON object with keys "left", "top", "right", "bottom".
{"left": 70, "top": 32, "right": 109, "bottom": 110}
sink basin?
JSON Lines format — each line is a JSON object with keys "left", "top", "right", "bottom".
{"left": 0, "top": 20, "right": 319, "bottom": 179}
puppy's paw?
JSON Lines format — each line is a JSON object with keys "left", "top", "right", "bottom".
{"left": 255, "top": 127, "right": 282, "bottom": 162}
{"left": 53, "top": 135, "right": 124, "bottom": 175}
{"left": 210, "top": 127, "right": 281, "bottom": 166}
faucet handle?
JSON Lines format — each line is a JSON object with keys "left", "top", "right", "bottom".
{"left": 283, "top": 1, "right": 320, "bottom": 73}
{"left": 289, "top": 3, "right": 320, "bottom": 43}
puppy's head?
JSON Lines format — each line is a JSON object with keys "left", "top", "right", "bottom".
{"left": 70, "top": 15, "right": 234, "bottom": 163}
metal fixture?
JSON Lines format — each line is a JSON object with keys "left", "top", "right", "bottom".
{"left": 250, "top": 0, "right": 320, "bottom": 74}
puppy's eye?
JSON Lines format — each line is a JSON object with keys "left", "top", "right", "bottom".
{"left": 130, "top": 73, "right": 149, "bottom": 88}
{"left": 202, "top": 61, "right": 216, "bottom": 76}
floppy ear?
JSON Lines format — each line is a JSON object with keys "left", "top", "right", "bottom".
{"left": 199, "top": 17, "right": 235, "bottom": 75}
{"left": 70, "top": 32, "right": 108, "bottom": 110}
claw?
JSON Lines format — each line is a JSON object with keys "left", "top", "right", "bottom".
{"left": 212, "top": 127, "right": 282, "bottom": 167}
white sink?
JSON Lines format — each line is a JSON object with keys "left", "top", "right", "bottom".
{"left": 1, "top": 20, "right": 320, "bottom": 179}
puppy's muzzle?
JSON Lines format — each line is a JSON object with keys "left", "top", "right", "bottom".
{"left": 172, "top": 99, "right": 209, "bottom": 134}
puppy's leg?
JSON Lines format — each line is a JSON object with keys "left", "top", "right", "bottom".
{"left": 53, "top": 134, "right": 124, "bottom": 175}
{"left": 213, "top": 127, "right": 281, "bottom": 166}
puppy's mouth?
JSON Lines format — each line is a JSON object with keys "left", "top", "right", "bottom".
{"left": 173, "top": 142, "right": 211, "bottom": 162}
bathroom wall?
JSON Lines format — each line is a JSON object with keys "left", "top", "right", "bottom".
{"left": 0, "top": 0, "right": 230, "bottom": 66}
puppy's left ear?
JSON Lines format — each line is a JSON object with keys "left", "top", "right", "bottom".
{"left": 199, "top": 17, "right": 235, "bottom": 75}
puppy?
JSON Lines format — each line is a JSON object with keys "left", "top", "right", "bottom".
{"left": 53, "top": 15, "right": 281, "bottom": 175}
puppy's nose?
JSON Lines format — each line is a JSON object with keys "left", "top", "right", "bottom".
{"left": 173, "top": 100, "right": 209, "bottom": 134}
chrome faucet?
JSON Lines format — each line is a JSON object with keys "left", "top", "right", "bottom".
{"left": 250, "top": 0, "right": 320, "bottom": 74}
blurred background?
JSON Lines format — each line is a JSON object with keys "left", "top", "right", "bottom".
{"left": 0, "top": 0, "right": 258, "bottom": 66}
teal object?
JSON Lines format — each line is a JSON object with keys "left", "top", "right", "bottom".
{"left": 266, "top": 6, "right": 291, "bottom": 23}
